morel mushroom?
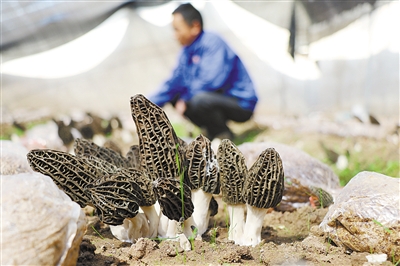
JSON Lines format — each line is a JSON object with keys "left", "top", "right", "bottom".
{"left": 308, "top": 186, "right": 334, "bottom": 208}
{"left": 242, "top": 148, "right": 284, "bottom": 246}
{"left": 217, "top": 139, "right": 247, "bottom": 244}
{"left": 130, "top": 94, "right": 191, "bottom": 237}
{"left": 85, "top": 171, "right": 142, "bottom": 225}
{"left": 26, "top": 149, "right": 103, "bottom": 207}
{"left": 153, "top": 176, "right": 195, "bottom": 237}
{"left": 74, "top": 138, "right": 133, "bottom": 168}
{"left": 130, "top": 94, "right": 185, "bottom": 181}
{"left": 125, "top": 144, "right": 140, "bottom": 168}
{"left": 185, "top": 134, "right": 220, "bottom": 236}
{"left": 75, "top": 137, "right": 161, "bottom": 237}
{"left": 107, "top": 168, "right": 159, "bottom": 239}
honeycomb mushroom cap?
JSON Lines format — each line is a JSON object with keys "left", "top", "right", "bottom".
{"left": 27, "top": 149, "right": 102, "bottom": 207}
{"left": 185, "top": 134, "right": 220, "bottom": 194}
{"left": 74, "top": 138, "right": 132, "bottom": 168}
{"left": 153, "top": 176, "right": 194, "bottom": 222}
{"left": 123, "top": 168, "right": 157, "bottom": 207}
{"left": 81, "top": 155, "right": 121, "bottom": 174}
{"left": 217, "top": 139, "right": 247, "bottom": 205}
{"left": 243, "top": 148, "right": 284, "bottom": 209}
{"left": 125, "top": 145, "right": 140, "bottom": 169}
{"left": 308, "top": 186, "right": 334, "bottom": 208}
{"left": 86, "top": 173, "right": 141, "bottom": 225}
{"left": 177, "top": 137, "right": 188, "bottom": 151}
{"left": 130, "top": 94, "right": 185, "bottom": 181}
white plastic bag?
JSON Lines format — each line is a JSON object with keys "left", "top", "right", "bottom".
{"left": 320, "top": 171, "right": 400, "bottom": 261}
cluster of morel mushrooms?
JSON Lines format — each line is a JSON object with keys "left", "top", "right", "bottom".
{"left": 27, "top": 94, "right": 284, "bottom": 247}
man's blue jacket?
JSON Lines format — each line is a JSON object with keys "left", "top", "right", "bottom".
{"left": 149, "top": 31, "right": 258, "bottom": 112}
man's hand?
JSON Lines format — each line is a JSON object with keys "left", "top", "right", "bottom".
{"left": 175, "top": 99, "right": 187, "bottom": 116}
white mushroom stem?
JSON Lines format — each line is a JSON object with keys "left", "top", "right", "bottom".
{"left": 183, "top": 216, "right": 198, "bottom": 238}
{"left": 158, "top": 213, "right": 195, "bottom": 240}
{"left": 140, "top": 205, "right": 159, "bottom": 238}
{"left": 157, "top": 213, "right": 170, "bottom": 238}
{"left": 191, "top": 188, "right": 213, "bottom": 236}
{"left": 227, "top": 204, "right": 246, "bottom": 245}
{"left": 242, "top": 204, "right": 266, "bottom": 247}
{"left": 166, "top": 219, "right": 178, "bottom": 238}
{"left": 109, "top": 213, "right": 150, "bottom": 243}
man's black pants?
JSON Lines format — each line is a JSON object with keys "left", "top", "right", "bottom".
{"left": 183, "top": 92, "right": 253, "bottom": 140}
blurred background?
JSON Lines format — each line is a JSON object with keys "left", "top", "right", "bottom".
{"left": 1, "top": 0, "right": 399, "bottom": 184}
{"left": 2, "top": 0, "right": 398, "bottom": 120}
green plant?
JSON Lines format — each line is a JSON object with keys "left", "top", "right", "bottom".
{"left": 188, "top": 227, "right": 198, "bottom": 250}
{"left": 224, "top": 204, "right": 230, "bottom": 232}
{"left": 373, "top": 219, "right": 393, "bottom": 234}
{"left": 392, "top": 249, "right": 400, "bottom": 266}
{"left": 332, "top": 156, "right": 400, "bottom": 186}
{"left": 175, "top": 247, "right": 187, "bottom": 264}
{"left": 172, "top": 122, "right": 201, "bottom": 139}
{"left": 210, "top": 222, "right": 218, "bottom": 245}
{"left": 91, "top": 225, "right": 105, "bottom": 239}
{"left": 175, "top": 143, "right": 186, "bottom": 224}
{"left": 325, "top": 237, "right": 332, "bottom": 255}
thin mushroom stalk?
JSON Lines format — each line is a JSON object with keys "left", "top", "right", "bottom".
{"left": 157, "top": 212, "right": 171, "bottom": 238}
{"left": 140, "top": 205, "right": 159, "bottom": 238}
{"left": 109, "top": 214, "right": 150, "bottom": 243}
{"left": 227, "top": 204, "right": 246, "bottom": 244}
{"left": 242, "top": 206, "right": 265, "bottom": 246}
{"left": 242, "top": 148, "right": 284, "bottom": 247}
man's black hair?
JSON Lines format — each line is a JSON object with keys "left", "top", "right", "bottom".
{"left": 172, "top": 3, "right": 203, "bottom": 30}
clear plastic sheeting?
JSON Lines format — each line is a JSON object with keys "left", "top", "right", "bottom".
{"left": 320, "top": 171, "right": 400, "bottom": 261}
{"left": 0, "top": 140, "right": 33, "bottom": 175}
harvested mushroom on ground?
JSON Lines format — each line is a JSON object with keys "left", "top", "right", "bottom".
{"left": 185, "top": 134, "right": 220, "bottom": 236}
{"left": 308, "top": 186, "right": 334, "bottom": 208}
{"left": 217, "top": 139, "right": 248, "bottom": 245}
{"left": 242, "top": 148, "right": 284, "bottom": 247}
